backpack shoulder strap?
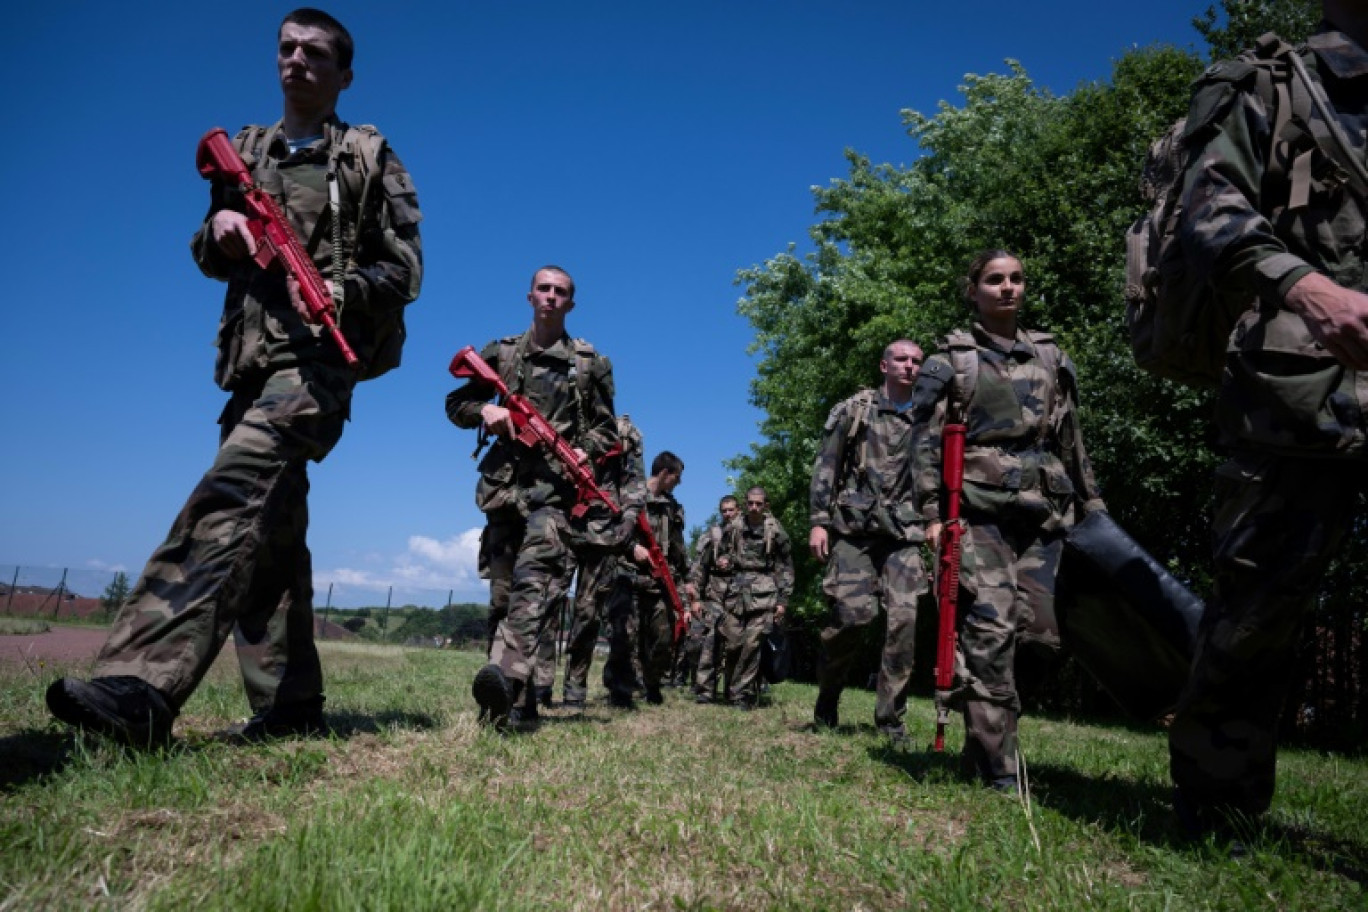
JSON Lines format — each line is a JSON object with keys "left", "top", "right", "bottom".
{"left": 496, "top": 334, "right": 525, "bottom": 393}
{"left": 1026, "top": 330, "right": 1063, "bottom": 436}
{"left": 232, "top": 123, "right": 276, "bottom": 168}
{"left": 571, "top": 338, "right": 601, "bottom": 438}
{"left": 943, "top": 330, "right": 978, "bottom": 419}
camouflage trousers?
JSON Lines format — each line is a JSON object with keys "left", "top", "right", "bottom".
{"left": 478, "top": 511, "right": 522, "bottom": 653}
{"left": 602, "top": 576, "right": 674, "bottom": 699}
{"left": 562, "top": 551, "right": 631, "bottom": 703}
{"left": 1171, "top": 451, "right": 1359, "bottom": 815}
{"left": 94, "top": 365, "right": 352, "bottom": 713}
{"left": 671, "top": 613, "right": 708, "bottom": 686}
{"left": 952, "top": 510, "right": 1063, "bottom": 783}
{"left": 691, "top": 601, "right": 725, "bottom": 698}
{"left": 486, "top": 505, "right": 578, "bottom": 698}
{"left": 817, "top": 535, "right": 927, "bottom": 732}
{"left": 721, "top": 572, "right": 782, "bottom": 705}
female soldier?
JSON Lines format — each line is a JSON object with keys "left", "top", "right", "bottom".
{"left": 915, "top": 249, "right": 1105, "bottom": 791}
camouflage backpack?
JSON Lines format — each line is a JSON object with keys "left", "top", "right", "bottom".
{"left": 1122, "top": 34, "right": 1368, "bottom": 388}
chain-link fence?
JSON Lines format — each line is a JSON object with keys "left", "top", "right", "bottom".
{"left": 0, "top": 564, "right": 485, "bottom": 620}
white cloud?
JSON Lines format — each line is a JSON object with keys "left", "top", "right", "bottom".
{"left": 315, "top": 528, "right": 488, "bottom": 607}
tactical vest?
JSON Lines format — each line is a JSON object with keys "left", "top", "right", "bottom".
{"left": 729, "top": 515, "right": 783, "bottom": 570}
{"left": 233, "top": 121, "right": 407, "bottom": 380}
{"left": 944, "top": 330, "right": 1061, "bottom": 426}
{"left": 473, "top": 334, "right": 605, "bottom": 515}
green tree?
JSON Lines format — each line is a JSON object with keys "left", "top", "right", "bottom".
{"left": 732, "top": 0, "right": 1363, "bottom": 740}
{"left": 733, "top": 45, "right": 1208, "bottom": 626}
{"left": 100, "top": 572, "right": 130, "bottom": 619}
{"left": 1194, "top": 0, "right": 1319, "bottom": 60}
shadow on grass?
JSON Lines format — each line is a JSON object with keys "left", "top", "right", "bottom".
{"left": 1025, "top": 761, "right": 1368, "bottom": 884}
{"left": 866, "top": 738, "right": 967, "bottom": 784}
{"left": 325, "top": 709, "right": 441, "bottom": 737}
{"left": 0, "top": 729, "right": 74, "bottom": 791}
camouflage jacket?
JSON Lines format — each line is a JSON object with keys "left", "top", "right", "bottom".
{"left": 631, "top": 487, "right": 688, "bottom": 592}
{"left": 810, "top": 388, "right": 922, "bottom": 543}
{"left": 913, "top": 323, "right": 1105, "bottom": 533}
{"left": 445, "top": 330, "right": 617, "bottom": 515}
{"left": 688, "top": 524, "right": 732, "bottom": 604}
{"left": 719, "top": 514, "right": 794, "bottom": 607}
{"left": 581, "top": 413, "right": 647, "bottom": 552}
{"left": 191, "top": 117, "right": 423, "bottom": 389}
{"left": 1178, "top": 25, "right": 1368, "bottom": 455}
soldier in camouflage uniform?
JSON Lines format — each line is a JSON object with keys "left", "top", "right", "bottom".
{"left": 560, "top": 413, "right": 647, "bottom": 709}
{"left": 446, "top": 265, "right": 618, "bottom": 728}
{"left": 809, "top": 339, "right": 927, "bottom": 741}
{"left": 618, "top": 451, "right": 689, "bottom": 705}
{"left": 46, "top": 9, "right": 423, "bottom": 747}
{"left": 1168, "top": 2, "right": 1368, "bottom": 833}
{"left": 719, "top": 487, "right": 794, "bottom": 709}
{"left": 914, "top": 250, "right": 1104, "bottom": 791}
{"left": 688, "top": 495, "right": 739, "bottom": 704}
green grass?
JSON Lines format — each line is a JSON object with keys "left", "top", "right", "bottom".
{"left": 0, "top": 617, "right": 51, "bottom": 635}
{"left": 2, "top": 645, "right": 1364, "bottom": 910}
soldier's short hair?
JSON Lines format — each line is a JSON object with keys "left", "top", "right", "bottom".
{"left": 531, "top": 265, "right": 576, "bottom": 299}
{"left": 719, "top": 495, "right": 739, "bottom": 509}
{"left": 281, "top": 8, "right": 354, "bottom": 70}
{"left": 882, "top": 338, "right": 923, "bottom": 361}
{"left": 651, "top": 451, "right": 684, "bottom": 477}
{"left": 960, "top": 248, "right": 1020, "bottom": 308}
{"left": 745, "top": 486, "right": 768, "bottom": 504}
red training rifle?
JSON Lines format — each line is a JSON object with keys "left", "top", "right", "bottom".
{"left": 932, "top": 411, "right": 967, "bottom": 752}
{"left": 196, "top": 127, "right": 359, "bottom": 368}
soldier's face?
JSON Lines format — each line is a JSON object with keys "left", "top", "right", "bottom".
{"left": 971, "top": 257, "right": 1025, "bottom": 323}
{"left": 719, "top": 500, "right": 739, "bottom": 523}
{"left": 528, "top": 270, "right": 575, "bottom": 321}
{"left": 658, "top": 469, "right": 682, "bottom": 494}
{"left": 745, "top": 494, "right": 766, "bottom": 522}
{"left": 880, "top": 343, "right": 924, "bottom": 387}
{"left": 278, "top": 23, "right": 352, "bottom": 111}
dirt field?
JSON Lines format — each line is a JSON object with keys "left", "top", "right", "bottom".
{"left": 0, "top": 626, "right": 112, "bottom": 668}
{"left": 0, "top": 617, "right": 355, "bottom": 669}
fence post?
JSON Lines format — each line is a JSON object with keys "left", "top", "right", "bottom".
{"left": 321, "top": 582, "right": 333, "bottom": 640}
{"left": 4, "top": 566, "right": 17, "bottom": 615}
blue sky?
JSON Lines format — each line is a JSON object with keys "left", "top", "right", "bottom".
{"left": 1, "top": 1, "right": 1213, "bottom": 607}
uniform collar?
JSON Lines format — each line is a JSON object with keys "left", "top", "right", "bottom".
{"left": 970, "top": 321, "right": 1030, "bottom": 356}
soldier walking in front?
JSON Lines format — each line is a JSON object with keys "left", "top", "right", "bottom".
{"left": 46, "top": 8, "right": 423, "bottom": 746}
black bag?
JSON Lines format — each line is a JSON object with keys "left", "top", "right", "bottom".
{"left": 1055, "top": 511, "right": 1204, "bottom": 720}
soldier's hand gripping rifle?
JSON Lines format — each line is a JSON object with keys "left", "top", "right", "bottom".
{"left": 449, "top": 346, "right": 689, "bottom": 638}
{"left": 932, "top": 412, "right": 967, "bottom": 753}
{"left": 635, "top": 512, "right": 689, "bottom": 643}
{"left": 196, "top": 127, "right": 359, "bottom": 368}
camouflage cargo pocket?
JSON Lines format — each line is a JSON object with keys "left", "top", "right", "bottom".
{"left": 1221, "top": 308, "right": 1362, "bottom": 455}
{"left": 475, "top": 447, "right": 519, "bottom": 513}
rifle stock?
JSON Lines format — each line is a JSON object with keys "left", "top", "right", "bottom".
{"left": 448, "top": 346, "right": 688, "bottom": 639}
{"left": 196, "top": 127, "right": 359, "bottom": 368}
{"left": 932, "top": 419, "right": 967, "bottom": 752}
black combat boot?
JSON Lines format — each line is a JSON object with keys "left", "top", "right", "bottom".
{"left": 46, "top": 676, "right": 176, "bottom": 749}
